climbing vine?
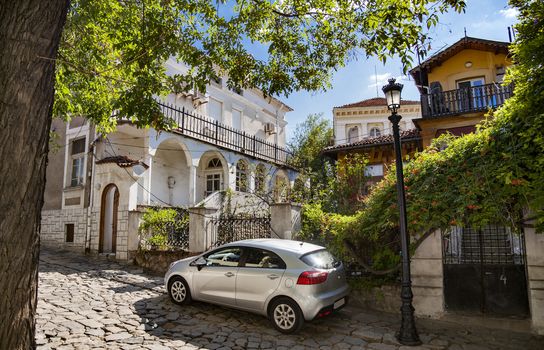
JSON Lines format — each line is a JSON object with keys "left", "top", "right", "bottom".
{"left": 301, "top": 0, "right": 544, "bottom": 274}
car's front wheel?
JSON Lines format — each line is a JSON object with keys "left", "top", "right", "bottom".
{"left": 269, "top": 297, "right": 304, "bottom": 334}
{"left": 168, "top": 276, "right": 192, "bottom": 305}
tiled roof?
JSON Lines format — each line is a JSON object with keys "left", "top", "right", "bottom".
{"left": 323, "top": 128, "right": 421, "bottom": 154}
{"left": 96, "top": 155, "right": 147, "bottom": 168}
{"left": 335, "top": 97, "right": 420, "bottom": 109}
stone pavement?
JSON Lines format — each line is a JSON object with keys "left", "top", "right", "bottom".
{"left": 36, "top": 248, "right": 544, "bottom": 350}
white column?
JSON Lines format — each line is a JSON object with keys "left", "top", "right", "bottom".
{"left": 189, "top": 165, "right": 197, "bottom": 206}
{"left": 144, "top": 155, "right": 153, "bottom": 205}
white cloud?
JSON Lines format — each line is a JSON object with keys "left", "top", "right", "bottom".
{"left": 367, "top": 73, "right": 410, "bottom": 89}
{"left": 499, "top": 8, "right": 519, "bottom": 19}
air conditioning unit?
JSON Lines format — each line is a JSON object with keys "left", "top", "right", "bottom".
{"left": 264, "top": 122, "right": 276, "bottom": 135}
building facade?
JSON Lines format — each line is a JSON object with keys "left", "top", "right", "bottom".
{"left": 41, "top": 59, "right": 298, "bottom": 260}
{"left": 410, "top": 36, "right": 512, "bottom": 147}
{"left": 324, "top": 97, "right": 422, "bottom": 181}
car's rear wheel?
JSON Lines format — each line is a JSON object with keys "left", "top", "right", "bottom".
{"left": 168, "top": 276, "right": 191, "bottom": 305}
{"left": 269, "top": 298, "right": 304, "bottom": 334}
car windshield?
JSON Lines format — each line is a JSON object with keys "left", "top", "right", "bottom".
{"left": 300, "top": 249, "right": 341, "bottom": 269}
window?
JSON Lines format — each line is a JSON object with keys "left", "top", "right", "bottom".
{"left": 205, "top": 158, "right": 223, "bottom": 197}
{"left": 208, "top": 158, "right": 222, "bottom": 168}
{"left": 65, "top": 224, "right": 74, "bottom": 243}
{"left": 347, "top": 126, "right": 359, "bottom": 143}
{"left": 300, "top": 249, "right": 341, "bottom": 269}
{"left": 206, "top": 174, "right": 221, "bottom": 196}
{"left": 242, "top": 248, "right": 286, "bottom": 269}
{"left": 70, "top": 138, "right": 86, "bottom": 187}
{"left": 364, "top": 164, "right": 384, "bottom": 177}
{"left": 235, "top": 160, "right": 248, "bottom": 192}
{"left": 205, "top": 247, "right": 242, "bottom": 267}
{"left": 208, "top": 98, "right": 223, "bottom": 122}
{"left": 369, "top": 127, "right": 381, "bottom": 137}
{"left": 254, "top": 164, "right": 266, "bottom": 194}
{"left": 274, "top": 175, "right": 289, "bottom": 202}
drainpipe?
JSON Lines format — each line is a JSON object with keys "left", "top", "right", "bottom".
{"left": 84, "top": 133, "right": 101, "bottom": 253}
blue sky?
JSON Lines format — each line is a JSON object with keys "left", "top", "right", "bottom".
{"left": 281, "top": 0, "right": 519, "bottom": 141}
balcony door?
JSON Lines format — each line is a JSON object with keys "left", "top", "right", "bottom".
{"left": 457, "top": 77, "right": 485, "bottom": 111}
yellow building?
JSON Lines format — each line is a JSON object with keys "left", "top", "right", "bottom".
{"left": 409, "top": 36, "right": 512, "bottom": 147}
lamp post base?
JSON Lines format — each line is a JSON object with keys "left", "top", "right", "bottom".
{"left": 396, "top": 286, "right": 422, "bottom": 346}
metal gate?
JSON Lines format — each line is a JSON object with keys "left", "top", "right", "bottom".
{"left": 442, "top": 225, "right": 529, "bottom": 317}
{"left": 207, "top": 215, "right": 272, "bottom": 248}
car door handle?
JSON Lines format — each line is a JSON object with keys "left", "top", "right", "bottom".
{"left": 267, "top": 274, "right": 279, "bottom": 280}
{"left": 224, "top": 272, "right": 235, "bottom": 277}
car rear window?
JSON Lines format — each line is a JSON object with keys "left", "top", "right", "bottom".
{"left": 300, "top": 249, "right": 341, "bottom": 269}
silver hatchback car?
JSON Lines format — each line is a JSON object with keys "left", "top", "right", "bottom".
{"left": 165, "top": 239, "right": 349, "bottom": 333}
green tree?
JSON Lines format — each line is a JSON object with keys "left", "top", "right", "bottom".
{"left": 0, "top": 0, "right": 466, "bottom": 347}
{"left": 288, "top": 113, "right": 334, "bottom": 202}
{"left": 327, "top": 153, "right": 370, "bottom": 215}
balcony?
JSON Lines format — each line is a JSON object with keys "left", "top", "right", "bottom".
{"left": 421, "top": 83, "right": 514, "bottom": 119}
{"left": 158, "top": 103, "right": 293, "bottom": 167}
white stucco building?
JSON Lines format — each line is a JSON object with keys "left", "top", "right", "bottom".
{"left": 41, "top": 59, "right": 298, "bottom": 260}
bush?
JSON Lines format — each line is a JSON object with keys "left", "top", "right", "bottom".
{"left": 139, "top": 207, "right": 187, "bottom": 250}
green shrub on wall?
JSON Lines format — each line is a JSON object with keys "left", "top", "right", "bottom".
{"left": 139, "top": 207, "right": 187, "bottom": 250}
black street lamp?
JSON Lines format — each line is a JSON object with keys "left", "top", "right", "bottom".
{"left": 382, "top": 78, "right": 421, "bottom": 346}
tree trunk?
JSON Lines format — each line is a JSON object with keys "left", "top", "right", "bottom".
{"left": 0, "top": 1, "right": 69, "bottom": 348}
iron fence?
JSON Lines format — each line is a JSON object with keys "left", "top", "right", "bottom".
{"left": 158, "top": 103, "right": 292, "bottom": 167}
{"left": 442, "top": 225, "right": 524, "bottom": 265}
{"left": 166, "top": 207, "right": 190, "bottom": 250}
{"left": 139, "top": 206, "right": 189, "bottom": 251}
{"left": 421, "top": 83, "right": 514, "bottom": 118}
{"left": 208, "top": 215, "right": 273, "bottom": 248}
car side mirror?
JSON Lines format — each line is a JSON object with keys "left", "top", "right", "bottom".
{"left": 194, "top": 257, "right": 207, "bottom": 271}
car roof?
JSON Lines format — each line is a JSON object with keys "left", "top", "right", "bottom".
{"left": 224, "top": 239, "right": 324, "bottom": 256}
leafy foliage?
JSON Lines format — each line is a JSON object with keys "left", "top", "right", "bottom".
{"left": 139, "top": 207, "right": 188, "bottom": 250}
{"left": 288, "top": 113, "right": 334, "bottom": 202}
{"left": 54, "top": 0, "right": 466, "bottom": 131}
{"left": 288, "top": 114, "right": 371, "bottom": 213}
{"left": 325, "top": 153, "right": 370, "bottom": 215}
{"left": 311, "top": 0, "right": 544, "bottom": 272}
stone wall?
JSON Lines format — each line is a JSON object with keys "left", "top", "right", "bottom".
{"left": 349, "top": 284, "right": 401, "bottom": 314}
{"left": 41, "top": 208, "right": 88, "bottom": 251}
{"left": 133, "top": 250, "right": 197, "bottom": 275}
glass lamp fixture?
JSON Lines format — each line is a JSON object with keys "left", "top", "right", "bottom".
{"left": 382, "top": 78, "right": 403, "bottom": 113}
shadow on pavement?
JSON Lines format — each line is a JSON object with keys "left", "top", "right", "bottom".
{"left": 132, "top": 293, "right": 357, "bottom": 348}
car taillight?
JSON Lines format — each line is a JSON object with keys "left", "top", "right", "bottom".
{"left": 297, "top": 271, "right": 328, "bottom": 285}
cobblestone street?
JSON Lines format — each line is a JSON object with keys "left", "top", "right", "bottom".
{"left": 36, "top": 248, "right": 544, "bottom": 350}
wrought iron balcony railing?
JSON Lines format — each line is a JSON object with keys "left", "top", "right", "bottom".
{"left": 421, "top": 83, "right": 514, "bottom": 119}
{"left": 158, "top": 103, "right": 292, "bottom": 167}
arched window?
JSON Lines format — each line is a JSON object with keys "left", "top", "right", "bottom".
{"left": 254, "top": 164, "right": 266, "bottom": 194}
{"left": 369, "top": 127, "right": 381, "bottom": 137}
{"left": 207, "top": 158, "right": 222, "bottom": 168}
{"left": 274, "top": 175, "right": 289, "bottom": 203}
{"left": 347, "top": 126, "right": 359, "bottom": 143}
{"left": 235, "top": 160, "right": 248, "bottom": 192}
